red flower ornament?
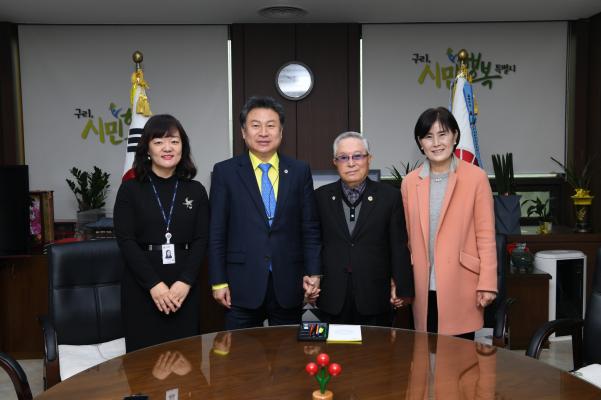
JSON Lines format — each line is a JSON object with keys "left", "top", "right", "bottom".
{"left": 328, "top": 363, "right": 342, "bottom": 377}
{"left": 306, "top": 362, "right": 319, "bottom": 376}
{"left": 316, "top": 353, "right": 330, "bottom": 367}
{"left": 305, "top": 353, "right": 342, "bottom": 395}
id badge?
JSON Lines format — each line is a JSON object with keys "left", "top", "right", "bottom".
{"left": 162, "top": 244, "right": 175, "bottom": 264}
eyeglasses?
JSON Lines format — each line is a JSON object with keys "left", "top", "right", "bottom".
{"left": 334, "top": 153, "right": 369, "bottom": 163}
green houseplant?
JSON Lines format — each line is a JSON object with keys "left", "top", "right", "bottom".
{"left": 491, "top": 153, "right": 521, "bottom": 234}
{"left": 522, "top": 197, "right": 552, "bottom": 234}
{"left": 66, "top": 166, "right": 111, "bottom": 211}
{"left": 66, "top": 166, "right": 111, "bottom": 234}
{"left": 550, "top": 156, "right": 595, "bottom": 232}
{"left": 388, "top": 161, "right": 422, "bottom": 187}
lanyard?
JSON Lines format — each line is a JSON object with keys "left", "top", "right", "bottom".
{"left": 148, "top": 176, "right": 179, "bottom": 243}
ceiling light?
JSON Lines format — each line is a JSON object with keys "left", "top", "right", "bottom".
{"left": 258, "top": 6, "right": 307, "bottom": 19}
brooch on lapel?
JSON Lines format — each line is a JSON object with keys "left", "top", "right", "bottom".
{"left": 183, "top": 197, "right": 194, "bottom": 210}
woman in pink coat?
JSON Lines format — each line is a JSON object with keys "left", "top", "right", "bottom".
{"left": 401, "top": 107, "right": 497, "bottom": 339}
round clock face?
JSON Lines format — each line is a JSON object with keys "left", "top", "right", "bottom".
{"left": 275, "top": 62, "right": 314, "bottom": 100}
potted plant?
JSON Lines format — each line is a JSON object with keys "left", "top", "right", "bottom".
{"left": 66, "top": 166, "right": 111, "bottom": 234}
{"left": 522, "top": 197, "right": 552, "bottom": 234}
{"left": 491, "top": 153, "right": 521, "bottom": 234}
{"left": 388, "top": 161, "right": 422, "bottom": 187}
{"left": 550, "top": 156, "right": 595, "bottom": 232}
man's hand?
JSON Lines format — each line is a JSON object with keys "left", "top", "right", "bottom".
{"left": 150, "top": 282, "right": 178, "bottom": 314}
{"left": 212, "top": 332, "right": 232, "bottom": 355}
{"left": 169, "top": 281, "right": 191, "bottom": 309}
{"left": 477, "top": 291, "right": 497, "bottom": 308}
{"left": 213, "top": 286, "right": 232, "bottom": 309}
{"left": 303, "top": 275, "right": 321, "bottom": 304}
{"left": 390, "top": 278, "right": 413, "bottom": 309}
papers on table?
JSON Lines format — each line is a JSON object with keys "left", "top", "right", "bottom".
{"left": 326, "top": 324, "right": 362, "bottom": 343}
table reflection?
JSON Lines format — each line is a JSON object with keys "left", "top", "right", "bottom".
{"left": 36, "top": 327, "right": 599, "bottom": 399}
{"left": 123, "top": 338, "right": 208, "bottom": 399}
{"left": 406, "top": 334, "right": 496, "bottom": 399}
{"left": 151, "top": 350, "right": 192, "bottom": 380}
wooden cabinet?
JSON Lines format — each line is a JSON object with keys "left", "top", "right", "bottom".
{"left": 507, "top": 227, "right": 601, "bottom": 299}
{"left": 506, "top": 269, "right": 551, "bottom": 349}
{"left": 0, "top": 255, "right": 48, "bottom": 358}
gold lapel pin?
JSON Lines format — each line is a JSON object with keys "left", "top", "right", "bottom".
{"left": 368, "top": 196, "right": 374, "bottom": 202}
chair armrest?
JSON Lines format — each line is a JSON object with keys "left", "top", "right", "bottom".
{"left": 38, "top": 315, "right": 61, "bottom": 389}
{"left": 526, "top": 318, "right": 584, "bottom": 366}
{"left": 38, "top": 315, "right": 58, "bottom": 362}
{"left": 0, "top": 352, "right": 33, "bottom": 400}
{"left": 493, "top": 297, "right": 515, "bottom": 339}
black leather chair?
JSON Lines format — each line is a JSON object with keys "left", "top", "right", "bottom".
{"left": 526, "top": 247, "right": 601, "bottom": 370}
{"left": 0, "top": 352, "right": 33, "bottom": 400}
{"left": 39, "top": 239, "right": 124, "bottom": 389}
{"left": 485, "top": 234, "right": 515, "bottom": 347}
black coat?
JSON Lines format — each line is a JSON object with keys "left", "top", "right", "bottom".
{"left": 315, "top": 178, "right": 414, "bottom": 316}
{"left": 114, "top": 172, "right": 209, "bottom": 352}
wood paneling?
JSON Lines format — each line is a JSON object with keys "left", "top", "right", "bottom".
{"left": 231, "top": 24, "right": 360, "bottom": 169}
{"left": 572, "top": 14, "right": 601, "bottom": 232}
{"left": 296, "top": 24, "right": 360, "bottom": 169}
{"left": 506, "top": 270, "right": 550, "bottom": 349}
{"left": 0, "top": 22, "right": 23, "bottom": 165}
{"left": 231, "top": 24, "right": 297, "bottom": 157}
{"left": 0, "top": 255, "right": 48, "bottom": 358}
{"left": 586, "top": 14, "right": 601, "bottom": 232}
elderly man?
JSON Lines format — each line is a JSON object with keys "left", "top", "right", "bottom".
{"left": 208, "top": 96, "right": 321, "bottom": 329}
{"left": 315, "top": 131, "right": 414, "bottom": 326}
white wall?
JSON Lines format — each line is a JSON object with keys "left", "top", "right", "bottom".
{"left": 19, "top": 25, "right": 230, "bottom": 220}
{"left": 362, "top": 22, "right": 567, "bottom": 175}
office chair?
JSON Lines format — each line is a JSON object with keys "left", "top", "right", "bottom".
{"left": 39, "top": 239, "right": 125, "bottom": 389}
{"left": 0, "top": 352, "right": 33, "bottom": 400}
{"left": 486, "top": 234, "right": 515, "bottom": 348}
{"left": 526, "top": 247, "right": 601, "bottom": 371}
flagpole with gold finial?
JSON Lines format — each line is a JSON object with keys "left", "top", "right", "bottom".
{"left": 122, "top": 51, "right": 153, "bottom": 180}
{"left": 454, "top": 49, "right": 477, "bottom": 115}
{"left": 450, "top": 48, "right": 482, "bottom": 166}
{"left": 131, "top": 50, "right": 152, "bottom": 117}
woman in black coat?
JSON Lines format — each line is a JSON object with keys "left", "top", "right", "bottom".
{"left": 114, "top": 114, "right": 209, "bottom": 352}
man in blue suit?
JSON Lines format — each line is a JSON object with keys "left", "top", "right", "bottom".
{"left": 209, "top": 96, "right": 321, "bottom": 329}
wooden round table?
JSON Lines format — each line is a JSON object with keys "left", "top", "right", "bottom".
{"left": 36, "top": 326, "right": 601, "bottom": 399}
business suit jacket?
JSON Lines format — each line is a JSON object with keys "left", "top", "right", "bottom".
{"left": 208, "top": 153, "right": 321, "bottom": 309}
{"left": 315, "top": 178, "right": 414, "bottom": 316}
{"left": 401, "top": 159, "right": 497, "bottom": 335}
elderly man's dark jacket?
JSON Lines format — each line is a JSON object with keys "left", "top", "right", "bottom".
{"left": 316, "top": 178, "right": 414, "bottom": 316}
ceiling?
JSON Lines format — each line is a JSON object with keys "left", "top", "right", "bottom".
{"left": 0, "top": 0, "right": 600, "bottom": 25}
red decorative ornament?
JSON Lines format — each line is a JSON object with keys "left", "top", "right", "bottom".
{"left": 316, "top": 353, "right": 330, "bottom": 367}
{"left": 328, "top": 363, "right": 342, "bottom": 377}
{"left": 305, "top": 353, "right": 342, "bottom": 395}
{"left": 306, "top": 362, "right": 319, "bottom": 376}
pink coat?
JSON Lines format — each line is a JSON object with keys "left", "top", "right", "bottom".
{"left": 401, "top": 160, "right": 497, "bottom": 335}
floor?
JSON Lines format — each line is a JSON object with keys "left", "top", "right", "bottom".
{"left": 0, "top": 337, "right": 575, "bottom": 399}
